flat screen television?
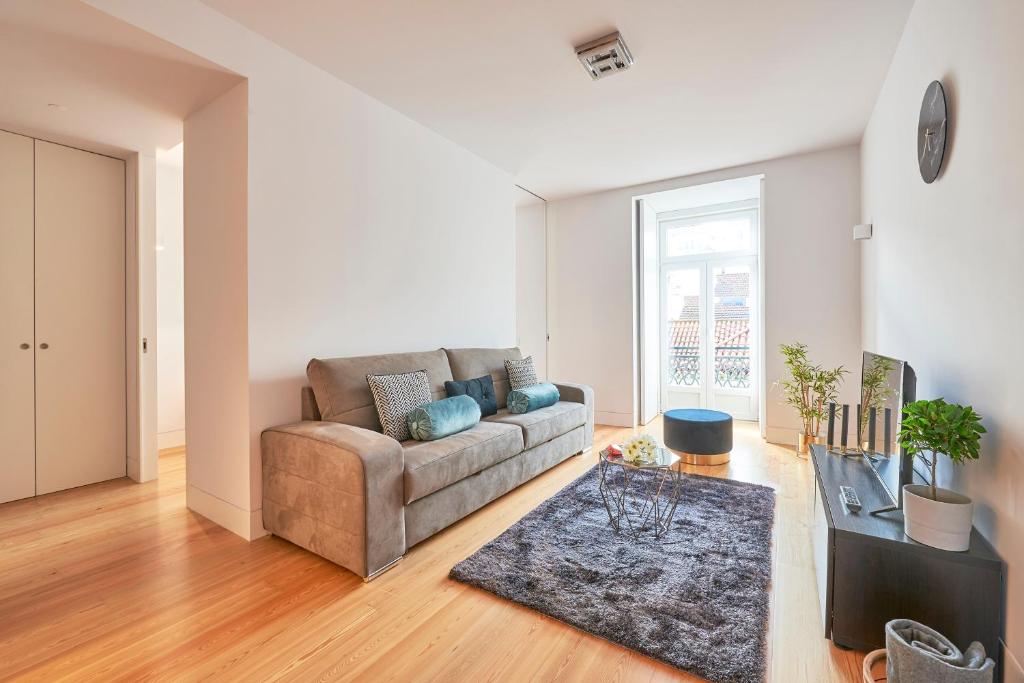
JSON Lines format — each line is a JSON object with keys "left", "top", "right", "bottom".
{"left": 857, "top": 351, "right": 917, "bottom": 513}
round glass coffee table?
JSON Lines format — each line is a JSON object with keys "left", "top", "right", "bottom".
{"left": 598, "top": 446, "right": 683, "bottom": 539}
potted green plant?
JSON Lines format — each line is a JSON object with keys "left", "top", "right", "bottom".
{"left": 898, "top": 398, "right": 985, "bottom": 551}
{"left": 779, "top": 343, "right": 847, "bottom": 454}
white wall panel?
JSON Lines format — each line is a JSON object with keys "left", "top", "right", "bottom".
{"left": 0, "top": 130, "right": 36, "bottom": 503}
{"left": 34, "top": 140, "right": 126, "bottom": 494}
{"left": 861, "top": 0, "right": 1024, "bottom": 669}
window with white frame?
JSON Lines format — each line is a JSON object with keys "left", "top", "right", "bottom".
{"left": 657, "top": 199, "right": 759, "bottom": 419}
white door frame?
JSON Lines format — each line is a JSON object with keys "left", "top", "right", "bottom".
{"left": 657, "top": 201, "right": 760, "bottom": 420}
{"left": 126, "top": 153, "right": 160, "bottom": 483}
{"left": 637, "top": 198, "right": 660, "bottom": 425}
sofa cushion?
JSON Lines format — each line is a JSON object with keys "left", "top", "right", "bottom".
{"left": 485, "top": 401, "right": 586, "bottom": 450}
{"left": 444, "top": 375, "right": 498, "bottom": 417}
{"left": 443, "top": 347, "right": 521, "bottom": 410}
{"left": 403, "top": 421, "right": 524, "bottom": 504}
{"left": 507, "top": 382, "right": 560, "bottom": 414}
{"left": 407, "top": 395, "right": 481, "bottom": 441}
{"left": 307, "top": 349, "right": 453, "bottom": 430}
{"left": 367, "top": 370, "right": 432, "bottom": 442}
{"left": 505, "top": 356, "right": 539, "bottom": 390}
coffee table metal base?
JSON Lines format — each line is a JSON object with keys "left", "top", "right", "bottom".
{"left": 597, "top": 460, "right": 684, "bottom": 539}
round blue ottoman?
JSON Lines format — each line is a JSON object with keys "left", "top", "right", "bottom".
{"left": 663, "top": 408, "right": 733, "bottom": 465}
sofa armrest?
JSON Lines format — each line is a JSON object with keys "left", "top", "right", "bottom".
{"left": 261, "top": 421, "right": 405, "bottom": 578}
{"left": 553, "top": 381, "right": 595, "bottom": 451}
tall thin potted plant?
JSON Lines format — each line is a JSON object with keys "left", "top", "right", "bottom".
{"left": 779, "top": 343, "right": 847, "bottom": 454}
{"left": 898, "top": 398, "right": 985, "bottom": 551}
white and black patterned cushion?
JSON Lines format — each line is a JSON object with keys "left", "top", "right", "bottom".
{"left": 505, "top": 356, "right": 539, "bottom": 391}
{"left": 366, "top": 370, "right": 432, "bottom": 441}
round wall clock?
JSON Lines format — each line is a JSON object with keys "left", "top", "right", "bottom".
{"left": 918, "top": 80, "right": 947, "bottom": 183}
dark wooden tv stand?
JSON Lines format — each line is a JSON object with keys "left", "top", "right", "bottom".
{"left": 810, "top": 444, "right": 1004, "bottom": 674}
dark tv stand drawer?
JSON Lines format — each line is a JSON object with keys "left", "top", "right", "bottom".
{"left": 810, "top": 444, "right": 1004, "bottom": 673}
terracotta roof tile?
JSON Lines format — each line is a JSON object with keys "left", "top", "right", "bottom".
{"left": 669, "top": 319, "right": 749, "bottom": 353}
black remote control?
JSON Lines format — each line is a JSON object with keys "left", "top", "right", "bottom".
{"left": 840, "top": 486, "right": 862, "bottom": 512}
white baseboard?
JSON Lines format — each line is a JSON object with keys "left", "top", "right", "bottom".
{"left": 595, "top": 411, "right": 634, "bottom": 428}
{"left": 1005, "top": 641, "right": 1024, "bottom": 683}
{"left": 127, "top": 456, "right": 141, "bottom": 482}
{"left": 250, "top": 509, "right": 267, "bottom": 539}
{"left": 187, "top": 484, "right": 259, "bottom": 540}
{"left": 157, "top": 429, "right": 186, "bottom": 450}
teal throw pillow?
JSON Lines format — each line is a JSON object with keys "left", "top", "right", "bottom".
{"left": 507, "top": 383, "right": 560, "bottom": 414}
{"left": 407, "top": 395, "right": 481, "bottom": 441}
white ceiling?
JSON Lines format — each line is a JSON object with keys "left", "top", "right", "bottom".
{"left": 0, "top": 0, "right": 241, "bottom": 158}
{"left": 202, "top": 0, "right": 913, "bottom": 199}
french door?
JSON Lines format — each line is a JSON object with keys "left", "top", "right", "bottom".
{"left": 661, "top": 257, "right": 758, "bottom": 420}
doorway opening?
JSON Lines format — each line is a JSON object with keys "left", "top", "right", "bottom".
{"left": 514, "top": 185, "right": 549, "bottom": 378}
{"left": 0, "top": 0, "right": 243, "bottom": 509}
{"left": 636, "top": 176, "right": 763, "bottom": 426}
{"left": 156, "top": 144, "right": 186, "bottom": 454}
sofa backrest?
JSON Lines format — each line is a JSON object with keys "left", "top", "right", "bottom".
{"left": 443, "top": 347, "right": 522, "bottom": 409}
{"left": 306, "top": 349, "right": 454, "bottom": 430}
{"left": 300, "top": 385, "right": 321, "bottom": 421}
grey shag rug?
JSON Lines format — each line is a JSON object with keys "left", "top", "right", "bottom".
{"left": 449, "top": 466, "right": 775, "bottom": 683}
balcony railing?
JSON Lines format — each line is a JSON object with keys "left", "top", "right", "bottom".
{"left": 668, "top": 345, "right": 751, "bottom": 389}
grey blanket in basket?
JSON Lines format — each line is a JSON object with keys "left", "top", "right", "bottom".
{"left": 886, "top": 619, "right": 994, "bottom": 683}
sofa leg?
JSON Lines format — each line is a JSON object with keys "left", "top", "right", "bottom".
{"left": 363, "top": 555, "right": 404, "bottom": 582}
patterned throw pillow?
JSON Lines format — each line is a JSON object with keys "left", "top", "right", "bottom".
{"left": 505, "top": 356, "right": 539, "bottom": 391}
{"left": 366, "top": 370, "right": 432, "bottom": 441}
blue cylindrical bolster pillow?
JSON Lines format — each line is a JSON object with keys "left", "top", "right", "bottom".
{"left": 407, "top": 395, "right": 481, "bottom": 441}
{"left": 507, "top": 383, "right": 560, "bottom": 414}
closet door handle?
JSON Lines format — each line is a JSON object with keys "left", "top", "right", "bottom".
{"left": 20, "top": 343, "right": 30, "bottom": 350}
{"left": 39, "top": 342, "right": 49, "bottom": 350}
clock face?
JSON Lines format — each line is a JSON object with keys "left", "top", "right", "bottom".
{"left": 918, "top": 80, "right": 947, "bottom": 183}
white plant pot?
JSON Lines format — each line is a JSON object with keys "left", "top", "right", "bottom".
{"left": 903, "top": 484, "right": 973, "bottom": 552}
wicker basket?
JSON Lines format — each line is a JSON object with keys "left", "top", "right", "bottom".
{"left": 863, "top": 649, "right": 887, "bottom": 683}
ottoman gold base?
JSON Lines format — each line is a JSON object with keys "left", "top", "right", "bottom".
{"left": 677, "top": 450, "right": 731, "bottom": 466}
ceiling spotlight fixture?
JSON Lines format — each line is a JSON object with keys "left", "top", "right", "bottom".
{"left": 575, "top": 31, "right": 634, "bottom": 81}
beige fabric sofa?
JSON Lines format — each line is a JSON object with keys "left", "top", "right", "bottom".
{"left": 261, "top": 347, "right": 594, "bottom": 579}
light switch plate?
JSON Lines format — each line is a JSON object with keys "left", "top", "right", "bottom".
{"left": 853, "top": 223, "right": 873, "bottom": 240}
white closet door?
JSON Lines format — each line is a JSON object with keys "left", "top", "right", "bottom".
{"left": 0, "top": 131, "right": 36, "bottom": 504}
{"left": 35, "top": 140, "right": 126, "bottom": 494}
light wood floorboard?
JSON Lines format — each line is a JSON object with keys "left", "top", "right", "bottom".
{"left": 0, "top": 420, "right": 864, "bottom": 681}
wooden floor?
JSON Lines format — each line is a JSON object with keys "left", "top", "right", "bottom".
{"left": 0, "top": 421, "right": 867, "bottom": 682}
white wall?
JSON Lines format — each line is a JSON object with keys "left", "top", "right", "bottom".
{"left": 515, "top": 188, "right": 547, "bottom": 378}
{"left": 643, "top": 176, "right": 762, "bottom": 213}
{"left": 547, "top": 146, "right": 862, "bottom": 433}
{"left": 156, "top": 145, "right": 185, "bottom": 450}
{"left": 183, "top": 81, "right": 252, "bottom": 538}
{"left": 87, "top": 0, "right": 516, "bottom": 539}
{"left": 861, "top": 0, "right": 1024, "bottom": 672}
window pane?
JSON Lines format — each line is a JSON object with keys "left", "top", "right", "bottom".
{"left": 664, "top": 214, "right": 752, "bottom": 257}
{"left": 666, "top": 268, "right": 701, "bottom": 388}
{"left": 712, "top": 264, "right": 751, "bottom": 389}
